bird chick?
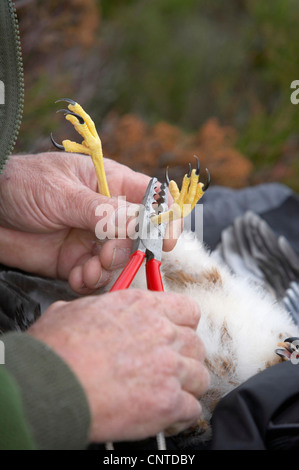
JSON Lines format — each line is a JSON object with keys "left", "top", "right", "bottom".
{"left": 105, "top": 231, "right": 299, "bottom": 443}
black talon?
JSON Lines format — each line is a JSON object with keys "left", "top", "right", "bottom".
{"left": 202, "top": 168, "right": 211, "bottom": 192}
{"left": 50, "top": 133, "right": 65, "bottom": 151}
{"left": 284, "top": 337, "right": 299, "bottom": 344}
{"left": 55, "top": 98, "right": 77, "bottom": 106}
{"left": 165, "top": 167, "right": 170, "bottom": 186}
{"left": 56, "top": 108, "right": 85, "bottom": 125}
{"left": 275, "top": 348, "right": 290, "bottom": 360}
{"left": 187, "top": 163, "right": 192, "bottom": 178}
{"left": 194, "top": 155, "right": 200, "bottom": 176}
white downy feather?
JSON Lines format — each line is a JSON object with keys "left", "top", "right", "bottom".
{"left": 103, "top": 231, "right": 299, "bottom": 441}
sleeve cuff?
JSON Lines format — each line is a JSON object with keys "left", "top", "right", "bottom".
{"left": 2, "top": 332, "right": 91, "bottom": 450}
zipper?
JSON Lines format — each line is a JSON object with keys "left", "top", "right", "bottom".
{"left": 0, "top": 0, "right": 24, "bottom": 172}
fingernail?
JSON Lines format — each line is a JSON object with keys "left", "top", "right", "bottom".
{"left": 110, "top": 247, "right": 131, "bottom": 269}
{"left": 95, "top": 270, "right": 112, "bottom": 289}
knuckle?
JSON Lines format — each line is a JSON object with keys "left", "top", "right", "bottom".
{"left": 165, "top": 293, "right": 201, "bottom": 327}
{"left": 159, "top": 319, "right": 176, "bottom": 343}
{"left": 155, "top": 380, "right": 182, "bottom": 417}
{"left": 48, "top": 300, "right": 67, "bottom": 313}
{"left": 157, "top": 349, "right": 179, "bottom": 377}
{"left": 185, "top": 327, "right": 198, "bottom": 345}
{"left": 113, "top": 288, "right": 148, "bottom": 307}
{"left": 180, "top": 328, "right": 206, "bottom": 360}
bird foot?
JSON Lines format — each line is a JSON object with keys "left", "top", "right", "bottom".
{"left": 51, "top": 98, "right": 110, "bottom": 197}
{"left": 151, "top": 156, "right": 210, "bottom": 225}
{"left": 276, "top": 336, "right": 299, "bottom": 363}
{"left": 51, "top": 102, "right": 210, "bottom": 220}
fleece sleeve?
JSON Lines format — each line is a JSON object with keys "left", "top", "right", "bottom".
{"left": 0, "top": 364, "right": 35, "bottom": 449}
{"left": 2, "top": 332, "right": 91, "bottom": 450}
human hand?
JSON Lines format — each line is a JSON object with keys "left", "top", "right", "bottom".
{"left": 27, "top": 289, "right": 209, "bottom": 443}
{"left": 0, "top": 152, "right": 181, "bottom": 292}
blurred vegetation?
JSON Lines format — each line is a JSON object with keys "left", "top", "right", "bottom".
{"left": 15, "top": 0, "right": 299, "bottom": 190}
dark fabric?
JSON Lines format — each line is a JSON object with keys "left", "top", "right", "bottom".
{"left": 0, "top": 266, "right": 77, "bottom": 317}
{"left": 209, "top": 360, "right": 299, "bottom": 450}
{"left": 198, "top": 183, "right": 294, "bottom": 250}
{"left": 0, "top": 276, "right": 40, "bottom": 332}
{"left": 262, "top": 195, "right": 299, "bottom": 256}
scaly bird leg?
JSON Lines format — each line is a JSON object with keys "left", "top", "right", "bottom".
{"left": 51, "top": 104, "right": 210, "bottom": 222}
{"left": 51, "top": 98, "right": 110, "bottom": 197}
{"left": 151, "top": 156, "right": 210, "bottom": 225}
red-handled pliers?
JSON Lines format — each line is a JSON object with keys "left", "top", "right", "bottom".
{"left": 109, "top": 177, "right": 169, "bottom": 450}
{"left": 110, "top": 177, "right": 168, "bottom": 293}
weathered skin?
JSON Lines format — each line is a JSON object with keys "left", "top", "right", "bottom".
{"left": 28, "top": 289, "right": 209, "bottom": 442}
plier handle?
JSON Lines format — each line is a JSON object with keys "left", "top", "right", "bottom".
{"left": 110, "top": 178, "right": 168, "bottom": 292}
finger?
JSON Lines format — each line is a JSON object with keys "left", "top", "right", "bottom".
{"left": 68, "top": 264, "right": 89, "bottom": 294}
{"left": 68, "top": 258, "right": 112, "bottom": 293}
{"left": 60, "top": 183, "right": 140, "bottom": 237}
{"left": 177, "top": 356, "right": 210, "bottom": 398}
{"left": 82, "top": 255, "right": 112, "bottom": 289}
{"left": 99, "top": 238, "right": 133, "bottom": 271}
{"left": 164, "top": 391, "right": 204, "bottom": 436}
{"left": 174, "top": 326, "right": 206, "bottom": 362}
{"left": 105, "top": 160, "right": 151, "bottom": 203}
{"left": 162, "top": 218, "right": 183, "bottom": 252}
{"left": 158, "top": 292, "right": 201, "bottom": 329}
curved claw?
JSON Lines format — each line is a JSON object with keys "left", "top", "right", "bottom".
{"left": 56, "top": 108, "right": 85, "bottom": 125}
{"left": 202, "top": 168, "right": 210, "bottom": 192}
{"left": 165, "top": 166, "right": 170, "bottom": 186}
{"left": 55, "top": 98, "right": 77, "bottom": 106}
{"left": 284, "top": 337, "right": 299, "bottom": 344}
{"left": 193, "top": 155, "right": 200, "bottom": 176}
{"left": 50, "top": 133, "right": 65, "bottom": 151}
{"left": 187, "top": 162, "right": 192, "bottom": 178}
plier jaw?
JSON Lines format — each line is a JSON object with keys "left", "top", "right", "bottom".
{"left": 110, "top": 178, "right": 169, "bottom": 292}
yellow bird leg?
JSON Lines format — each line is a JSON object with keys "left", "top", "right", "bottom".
{"left": 177, "top": 174, "right": 191, "bottom": 206}
{"left": 64, "top": 109, "right": 110, "bottom": 197}
{"left": 52, "top": 104, "right": 211, "bottom": 224}
{"left": 67, "top": 102, "right": 98, "bottom": 138}
{"left": 185, "top": 169, "right": 199, "bottom": 205}
{"left": 62, "top": 140, "right": 90, "bottom": 155}
{"left": 54, "top": 100, "right": 110, "bottom": 197}
{"left": 151, "top": 165, "right": 209, "bottom": 225}
{"left": 191, "top": 183, "right": 205, "bottom": 210}
{"left": 169, "top": 180, "right": 180, "bottom": 203}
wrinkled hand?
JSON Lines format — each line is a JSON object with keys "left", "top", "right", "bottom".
{"left": 28, "top": 290, "right": 210, "bottom": 443}
{"left": 0, "top": 152, "right": 180, "bottom": 293}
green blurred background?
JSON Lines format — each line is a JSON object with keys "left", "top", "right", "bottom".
{"left": 15, "top": 0, "right": 299, "bottom": 190}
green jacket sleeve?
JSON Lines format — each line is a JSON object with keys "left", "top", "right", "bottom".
{"left": 1, "top": 332, "right": 91, "bottom": 450}
{"left": 0, "top": 364, "right": 35, "bottom": 450}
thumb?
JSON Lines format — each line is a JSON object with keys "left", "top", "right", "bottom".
{"left": 63, "top": 185, "right": 140, "bottom": 239}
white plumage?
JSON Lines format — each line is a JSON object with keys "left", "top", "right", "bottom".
{"left": 104, "top": 230, "right": 299, "bottom": 441}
